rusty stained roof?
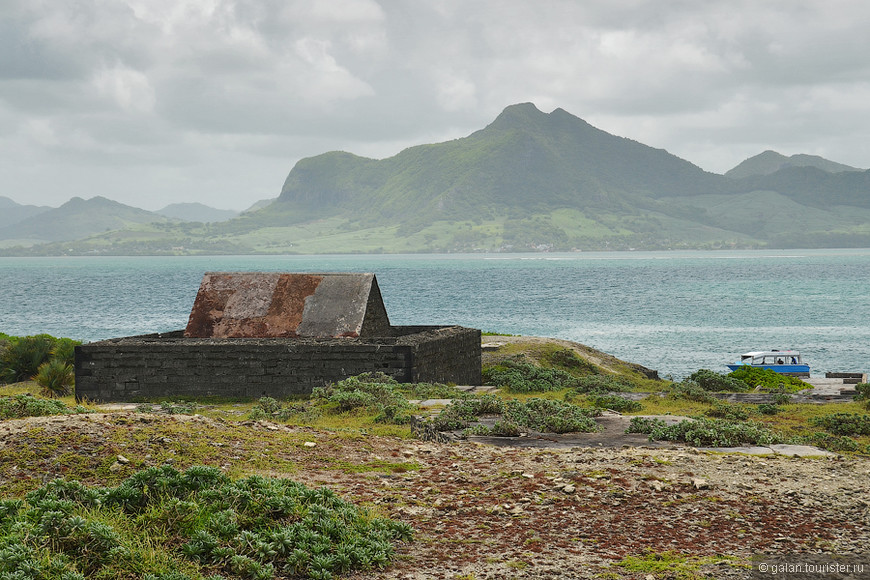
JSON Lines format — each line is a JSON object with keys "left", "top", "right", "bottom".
{"left": 183, "top": 272, "right": 392, "bottom": 339}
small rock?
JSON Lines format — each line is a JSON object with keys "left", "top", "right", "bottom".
{"left": 691, "top": 478, "right": 710, "bottom": 490}
{"left": 521, "top": 472, "right": 534, "bottom": 479}
{"left": 303, "top": 441, "right": 316, "bottom": 448}
{"left": 116, "top": 455, "right": 130, "bottom": 464}
{"left": 562, "top": 485, "right": 576, "bottom": 494}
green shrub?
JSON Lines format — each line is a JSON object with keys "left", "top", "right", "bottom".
{"left": 854, "top": 383, "right": 870, "bottom": 402}
{"left": 546, "top": 348, "right": 600, "bottom": 375}
{"left": 311, "top": 373, "right": 413, "bottom": 424}
{"left": 647, "top": 418, "right": 783, "bottom": 447}
{"left": 567, "top": 374, "right": 635, "bottom": 395}
{"left": 426, "top": 395, "right": 598, "bottom": 435}
{"left": 625, "top": 416, "right": 668, "bottom": 435}
{"left": 0, "top": 465, "right": 412, "bottom": 579}
{"left": 0, "top": 394, "right": 91, "bottom": 420}
{"left": 428, "top": 395, "right": 505, "bottom": 431}
{"left": 1, "top": 335, "right": 55, "bottom": 384}
{"left": 586, "top": 394, "right": 642, "bottom": 413}
{"left": 756, "top": 403, "right": 781, "bottom": 415}
{"left": 771, "top": 392, "right": 792, "bottom": 405}
{"left": 34, "top": 359, "right": 75, "bottom": 398}
{"left": 809, "top": 413, "right": 870, "bottom": 436}
{"left": 248, "top": 397, "right": 323, "bottom": 424}
{"left": 802, "top": 432, "right": 861, "bottom": 453}
{"left": 727, "top": 366, "right": 808, "bottom": 393}
{"left": 483, "top": 360, "right": 579, "bottom": 393}
{"left": 50, "top": 338, "right": 80, "bottom": 367}
{"left": 687, "top": 369, "right": 751, "bottom": 392}
{"left": 489, "top": 421, "right": 522, "bottom": 437}
{"left": 704, "top": 400, "right": 750, "bottom": 421}
{"left": 501, "top": 398, "right": 599, "bottom": 434}
{"left": 666, "top": 381, "right": 716, "bottom": 404}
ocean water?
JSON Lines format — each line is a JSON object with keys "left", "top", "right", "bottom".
{"left": 1, "top": 249, "right": 868, "bottom": 379}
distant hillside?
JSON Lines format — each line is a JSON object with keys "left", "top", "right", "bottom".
{"left": 726, "top": 150, "right": 863, "bottom": 179}
{"left": 3, "top": 104, "right": 870, "bottom": 255}
{"left": 0, "top": 196, "right": 51, "bottom": 229}
{"left": 156, "top": 202, "right": 239, "bottom": 223}
{"left": 0, "top": 196, "right": 174, "bottom": 244}
{"left": 276, "top": 103, "right": 726, "bottom": 230}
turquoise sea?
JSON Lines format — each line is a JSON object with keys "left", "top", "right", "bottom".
{"left": 1, "top": 249, "right": 869, "bottom": 379}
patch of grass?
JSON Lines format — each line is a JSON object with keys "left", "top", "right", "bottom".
{"left": 0, "top": 465, "right": 412, "bottom": 579}
{"left": 615, "top": 549, "right": 733, "bottom": 577}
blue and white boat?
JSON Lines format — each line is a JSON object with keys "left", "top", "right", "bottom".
{"left": 726, "top": 350, "right": 810, "bottom": 377}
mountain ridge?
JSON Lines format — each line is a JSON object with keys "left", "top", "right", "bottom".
{"left": 2, "top": 103, "right": 869, "bottom": 254}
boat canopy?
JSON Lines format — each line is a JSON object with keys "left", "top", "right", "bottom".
{"left": 739, "top": 350, "right": 802, "bottom": 364}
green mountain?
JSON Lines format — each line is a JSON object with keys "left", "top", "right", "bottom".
{"left": 0, "top": 196, "right": 175, "bottom": 245}
{"left": 276, "top": 102, "right": 726, "bottom": 227}
{"left": 156, "top": 202, "right": 240, "bottom": 223}
{"left": 0, "top": 196, "right": 51, "bottom": 229}
{"left": 3, "top": 103, "right": 869, "bottom": 255}
{"left": 725, "top": 150, "right": 864, "bottom": 179}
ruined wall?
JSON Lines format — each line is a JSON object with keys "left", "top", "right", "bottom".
{"left": 75, "top": 326, "right": 481, "bottom": 403}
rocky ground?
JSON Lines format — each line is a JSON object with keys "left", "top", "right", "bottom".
{"left": 1, "top": 411, "right": 868, "bottom": 579}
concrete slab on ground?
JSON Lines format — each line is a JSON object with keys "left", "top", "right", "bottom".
{"left": 699, "top": 444, "right": 836, "bottom": 457}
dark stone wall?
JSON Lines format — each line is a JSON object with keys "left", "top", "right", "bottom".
{"left": 75, "top": 326, "right": 480, "bottom": 403}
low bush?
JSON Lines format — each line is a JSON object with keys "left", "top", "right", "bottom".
{"left": 501, "top": 398, "right": 599, "bottom": 434}
{"left": 546, "top": 348, "right": 600, "bottom": 375}
{"left": 311, "top": 373, "right": 413, "bottom": 425}
{"left": 666, "top": 381, "right": 716, "bottom": 404}
{"left": 427, "top": 395, "right": 598, "bottom": 435}
{"left": 687, "top": 369, "right": 751, "bottom": 392}
{"left": 756, "top": 403, "right": 781, "bottom": 415}
{"left": 427, "top": 395, "right": 505, "bottom": 431}
{"left": 586, "top": 394, "right": 642, "bottom": 413}
{"left": 809, "top": 413, "right": 870, "bottom": 437}
{"left": 704, "top": 400, "right": 750, "bottom": 421}
{"left": 1, "top": 335, "right": 55, "bottom": 384}
{"left": 802, "top": 432, "right": 861, "bottom": 453}
{"left": 0, "top": 394, "right": 91, "bottom": 420}
{"left": 625, "top": 416, "right": 668, "bottom": 435}
{"left": 854, "top": 383, "right": 870, "bottom": 403}
{"left": 0, "top": 334, "right": 82, "bottom": 387}
{"left": 34, "top": 359, "right": 75, "bottom": 398}
{"left": 727, "top": 366, "right": 808, "bottom": 393}
{"left": 483, "top": 360, "right": 579, "bottom": 393}
{"left": 0, "top": 465, "right": 412, "bottom": 579}
{"left": 646, "top": 417, "right": 784, "bottom": 447}
{"left": 567, "top": 374, "right": 635, "bottom": 395}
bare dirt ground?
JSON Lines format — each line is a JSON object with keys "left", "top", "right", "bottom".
{"left": 2, "top": 411, "right": 868, "bottom": 579}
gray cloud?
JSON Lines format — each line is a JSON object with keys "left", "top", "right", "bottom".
{"left": 1, "top": 0, "right": 869, "bottom": 210}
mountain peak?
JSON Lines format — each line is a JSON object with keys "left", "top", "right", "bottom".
{"left": 727, "top": 150, "right": 862, "bottom": 178}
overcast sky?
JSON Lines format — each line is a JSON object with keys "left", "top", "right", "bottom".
{"left": 2, "top": 0, "right": 870, "bottom": 211}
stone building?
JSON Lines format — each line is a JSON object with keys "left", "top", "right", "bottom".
{"left": 75, "top": 272, "right": 481, "bottom": 402}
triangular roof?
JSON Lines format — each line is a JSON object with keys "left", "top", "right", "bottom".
{"left": 184, "top": 272, "right": 391, "bottom": 339}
